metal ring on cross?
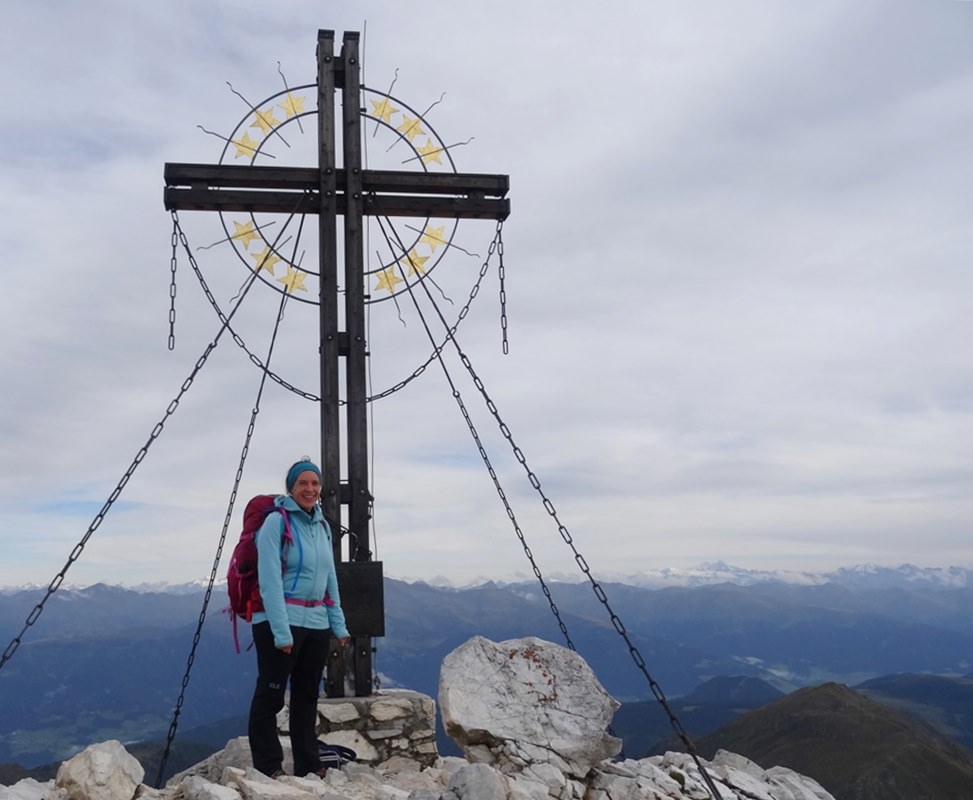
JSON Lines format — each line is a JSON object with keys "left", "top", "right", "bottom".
{"left": 191, "top": 81, "right": 495, "bottom": 402}
{"left": 216, "top": 83, "right": 462, "bottom": 303}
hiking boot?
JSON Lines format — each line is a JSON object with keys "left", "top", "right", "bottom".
{"left": 270, "top": 769, "right": 286, "bottom": 780}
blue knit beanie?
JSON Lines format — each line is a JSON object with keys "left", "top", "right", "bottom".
{"left": 286, "top": 459, "right": 322, "bottom": 492}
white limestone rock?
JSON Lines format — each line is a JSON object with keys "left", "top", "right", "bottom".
{"left": 370, "top": 695, "right": 421, "bottom": 722}
{"left": 764, "top": 766, "right": 835, "bottom": 800}
{"left": 222, "top": 767, "right": 307, "bottom": 800}
{"left": 709, "top": 751, "right": 833, "bottom": 800}
{"left": 178, "top": 775, "right": 242, "bottom": 800}
{"left": 589, "top": 757, "right": 687, "bottom": 800}
{"left": 167, "top": 737, "right": 256, "bottom": 786}
{"left": 647, "top": 751, "right": 737, "bottom": 799}
{"left": 439, "top": 636, "right": 620, "bottom": 779}
{"left": 505, "top": 774, "right": 555, "bottom": 800}
{"left": 1, "top": 733, "right": 840, "bottom": 800}
{"left": 318, "top": 702, "right": 360, "bottom": 725}
{"left": 707, "top": 750, "right": 776, "bottom": 800}
{"left": 444, "top": 763, "right": 510, "bottom": 800}
{"left": 55, "top": 740, "right": 144, "bottom": 800}
{"left": 514, "top": 763, "right": 566, "bottom": 798}
{"left": 380, "top": 767, "right": 444, "bottom": 793}
{"left": 0, "top": 777, "right": 57, "bottom": 800}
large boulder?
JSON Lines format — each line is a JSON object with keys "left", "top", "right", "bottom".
{"left": 55, "top": 740, "right": 144, "bottom": 800}
{"left": 438, "top": 636, "right": 621, "bottom": 780}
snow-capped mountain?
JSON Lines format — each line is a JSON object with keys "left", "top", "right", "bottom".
{"left": 2, "top": 563, "right": 970, "bottom": 595}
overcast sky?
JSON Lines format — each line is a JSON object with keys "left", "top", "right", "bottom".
{"left": 1, "top": 1, "right": 971, "bottom": 590}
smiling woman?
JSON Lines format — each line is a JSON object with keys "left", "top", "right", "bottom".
{"left": 245, "top": 456, "right": 350, "bottom": 778}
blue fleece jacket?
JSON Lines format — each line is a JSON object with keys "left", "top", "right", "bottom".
{"left": 250, "top": 494, "right": 349, "bottom": 648}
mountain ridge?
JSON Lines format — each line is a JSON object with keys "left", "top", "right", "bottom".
{"left": 694, "top": 681, "right": 973, "bottom": 799}
{"left": 3, "top": 561, "right": 971, "bottom": 595}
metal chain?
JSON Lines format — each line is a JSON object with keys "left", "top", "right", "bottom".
{"left": 497, "top": 220, "right": 508, "bottom": 355}
{"left": 369, "top": 211, "right": 652, "bottom": 753}
{"left": 458, "top": 346, "right": 721, "bottom": 793}
{"left": 368, "top": 222, "right": 503, "bottom": 402}
{"left": 1, "top": 211, "right": 273, "bottom": 676}
{"left": 154, "top": 282, "right": 291, "bottom": 788}
{"left": 451, "top": 357, "right": 723, "bottom": 799}
{"left": 448, "top": 380, "right": 577, "bottom": 651}
{"left": 371, "top": 213, "right": 577, "bottom": 652}
{"left": 169, "top": 214, "right": 179, "bottom": 350}
{"left": 1, "top": 330, "right": 230, "bottom": 675}
{"left": 175, "top": 223, "right": 321, "bottom": 403}
{"left": 180, "top": 203, "right": 503, "bottom": 406}
{"left": 372, "top": 210, "right": 721, "bottom": 799}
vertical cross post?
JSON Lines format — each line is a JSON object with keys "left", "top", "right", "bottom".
{"left": 332, "top": 31, "right": 375, "bottom": 697}
{"left": 317, "top": 30, "right": 341, "bottom": 539}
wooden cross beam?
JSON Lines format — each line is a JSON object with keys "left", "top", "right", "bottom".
{"left": 164, "top": 163, "right": 510, "bottom": 219}
{"left": 163, "top": 29, "right": 509, "bottom": 697}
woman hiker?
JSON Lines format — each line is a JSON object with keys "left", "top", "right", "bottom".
{"left": 247, "top": 457, "right": 350, "bottom": 778}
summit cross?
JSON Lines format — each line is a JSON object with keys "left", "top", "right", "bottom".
{"left": 163, "top": 29, "right": 509, "bottom": 696}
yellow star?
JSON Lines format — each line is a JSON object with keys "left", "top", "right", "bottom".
{"left": 252, "top": 246, "right": 280, "bottom": 275}
{"left": 277, "top": 266, "right": 308, "bottom": 293}
{"left": 232, "top": 131, "right": 260, "bottom": 159}
{"left": 370, "top": 97, "right": 398, "bottom": 124}
{"left": 397, "top": 114, "right": 425, "bottom": 142}
{"left": 250, "top": 106, "right": 278, "bottom": 135}
{"left": 374, "top": 267, "right": 404, "bottom": 293}
{"left": 231, "top": 220, "right": 260, "bottom": 249}
{"left": 404, "top": 249, "right": 429, "bottom": 276}
{"left": 419, "top": 224, "right": 446, "bottom": 252}
{"left": 278, "top": 92, "right": 306, "bottom": 119}
{"left": 418, "top": 139, "right": 444, "bottom": 166}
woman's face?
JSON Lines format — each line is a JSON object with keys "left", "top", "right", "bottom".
{"left": 290, "top": 470, "right": 321, "bottom": 512}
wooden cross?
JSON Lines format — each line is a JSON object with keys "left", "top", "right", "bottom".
{"left": 163, "top": 29, "right": 509, "bottom": 696}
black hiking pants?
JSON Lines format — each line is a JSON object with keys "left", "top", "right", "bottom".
{"left": 248, "top": 621, "right": 330, "bottom": 777}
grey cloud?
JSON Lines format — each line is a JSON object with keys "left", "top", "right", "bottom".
{"left": 1, "top": 0, "right": 971, "bottom": 587}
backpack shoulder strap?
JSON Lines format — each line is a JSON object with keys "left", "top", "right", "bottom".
{"left": 259, "top": 506, "right": 295, "bottom": 583}
{"left": 277, "top": 506, "right": 294, "bottom": 544}
{"left": 274, "top": 506, "right": 302, "bottom": 593}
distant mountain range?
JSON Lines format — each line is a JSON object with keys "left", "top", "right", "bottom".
{"left": 3, "top": 561, "right": 972, "bottom": 594}
{"left": 509, "top": 561, "right": 973, "bottom": 591}
{"left": 2, "top": 565, "right": 972, "bottom": 778}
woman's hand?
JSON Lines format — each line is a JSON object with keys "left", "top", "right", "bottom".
{"left": 279, "top": 644, "right": 293, "bottom": 654}
{"left": 336, "top": 637, "right": 349, "bottom": 648}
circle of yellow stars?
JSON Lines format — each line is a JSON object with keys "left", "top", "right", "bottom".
{"left": 227, "top": 90, "right": 453, "bottom": 297}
